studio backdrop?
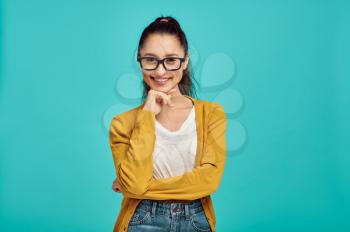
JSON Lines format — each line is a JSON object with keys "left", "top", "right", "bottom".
{"left": 0, "top": 0, "right": 349, "bottom": 231}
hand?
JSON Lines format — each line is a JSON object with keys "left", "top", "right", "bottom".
{"left": 112, "top": 177, "right": 123, "bottom": 193}
{"left": 142, "top": 88, "right": 176, "bottom": 115}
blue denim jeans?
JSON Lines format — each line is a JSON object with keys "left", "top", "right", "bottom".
{"left": 127, "top": 199, "right": 212, "bottom": 232}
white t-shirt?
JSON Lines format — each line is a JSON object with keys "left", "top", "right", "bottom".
{"left": 152, "top": 106, "right": 197, "bottom": 179}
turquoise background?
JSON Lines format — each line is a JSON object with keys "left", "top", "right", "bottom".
{"left": 1, "top": 0, "right": 349, "bottom": 231}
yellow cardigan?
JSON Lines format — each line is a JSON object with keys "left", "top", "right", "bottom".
{"left": 109, "top": 95, "right": 227, "bottom": 232}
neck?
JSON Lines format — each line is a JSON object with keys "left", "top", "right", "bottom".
{"left": 166, "top": 86, "right": 182, "bottom": 97}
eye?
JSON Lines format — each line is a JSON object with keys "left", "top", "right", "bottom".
{"left": 143, "top": 57, "right": 157, "bottom": 62}
{"left": 165, "top": 57, "right": 177, "bottom": 64}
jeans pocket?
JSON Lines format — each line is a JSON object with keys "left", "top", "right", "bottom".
{"left": 128, "top": 206, "right": 151, "bottom": 226}
{"left": 190, "top": 210, "right": 212, "bottom": 232}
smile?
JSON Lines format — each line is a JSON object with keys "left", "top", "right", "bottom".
{"left": 151, "top": 77, "right": 171, "bottom": 85}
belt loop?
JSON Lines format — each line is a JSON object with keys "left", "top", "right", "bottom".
{"left": 151, "top": 201, "right": 157, "bottom": 219}
{"left": 185, "top": 204, "right": 190, "bottom": 221}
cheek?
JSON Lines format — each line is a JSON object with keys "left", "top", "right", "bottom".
{"left": 142, "top": 70, "right": 150, "bottom": 77}
{"left": 142, "top": 71, "right": 151, "bottom": 80}
{"left": 174, "top": 70, "right": 184, "bottom": 81}
{"left": 142, "top": 73, "right": 151, "bottom": 86}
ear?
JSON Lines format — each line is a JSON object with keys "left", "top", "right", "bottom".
{"left": 183, "top": 52, "right": 190, "bottom": 70}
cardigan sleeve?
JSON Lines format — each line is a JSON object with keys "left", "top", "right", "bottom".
{"left": 109, "top": 109, "right": 156, "bottom": 195}
{"left": 121, "top": 103, "right": 227, "bottom": 200}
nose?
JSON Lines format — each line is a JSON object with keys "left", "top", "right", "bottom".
{"left": 154, "top": 62, "right": 167, "bottom": 76}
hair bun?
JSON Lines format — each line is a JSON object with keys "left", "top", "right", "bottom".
{"left": 156, "top": 16, "right": 181, "bottom": 30}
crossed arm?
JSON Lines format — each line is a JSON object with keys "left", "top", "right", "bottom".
{"left": 109, "top": 104, "right": 227, "bottom": 200}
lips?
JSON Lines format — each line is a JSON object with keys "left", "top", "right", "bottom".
{"left": 151, "top": 76, "right": 171, "bottom": 85}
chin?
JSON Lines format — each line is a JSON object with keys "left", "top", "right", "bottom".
{"left": 153, "top": 86, "right": 170, "bottom": 92}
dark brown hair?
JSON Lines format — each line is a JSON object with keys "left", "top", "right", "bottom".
{"left": 137, "top": 16, "right": 198, "bottom": 103}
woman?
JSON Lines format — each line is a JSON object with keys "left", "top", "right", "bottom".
{"left": 109, "top": 16, "right": 227, "bottom": 232}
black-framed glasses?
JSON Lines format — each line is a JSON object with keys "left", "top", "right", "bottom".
{"left": 137, "top": 56, "right": 186, "bottom": 71}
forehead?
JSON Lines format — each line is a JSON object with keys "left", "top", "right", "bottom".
{"left": 140, "top": 33, "right": 184, "bottom": 57}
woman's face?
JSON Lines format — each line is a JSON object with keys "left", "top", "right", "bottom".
{"left": 138, "top": 33, "right": 189, "bottom": 94}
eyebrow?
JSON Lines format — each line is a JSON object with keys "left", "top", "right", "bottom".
{"left": 143, "top": 53, "right": 180, "bottom": 57}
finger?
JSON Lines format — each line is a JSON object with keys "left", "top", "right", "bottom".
{"left": 166, "top": 95, "right": 174, "bottom": 107}
{"left": 115, "top": 182, "right": 123, "bottom": 190}
{"left": 112, "top": 184, "right": 121, "bottom": 192}
{"left": 153, "top": 91, "right": 175, "bottom": 107}
{"left": 154, "top": 92, "right": 169, "bottom": 105}
{"left": 160, "top": 92, "right": 173, "bottom": 105}
{"left": 112, "top": 182, "right": 119, "bottom": 189}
